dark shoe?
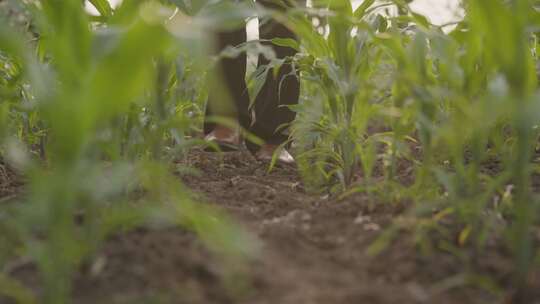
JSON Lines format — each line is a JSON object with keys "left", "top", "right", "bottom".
{"left": 204, "top": 125, "right": 242, "bottom": 151}
{"left": 255, "top": 144, "right": 294, "bottom": 164}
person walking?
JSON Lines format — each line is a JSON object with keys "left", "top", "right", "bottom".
{"left": 204, "top": 0, "right": 302, "bottom": 164}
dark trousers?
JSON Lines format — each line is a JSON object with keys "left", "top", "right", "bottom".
{"left": 204, "top": 0, "right": 301, "bottom": 145}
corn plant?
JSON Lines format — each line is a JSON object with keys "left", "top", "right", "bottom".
{"left": 255, "top": 0, "right": 390, "bottom": 191}
{"left": 254, "top": 0, "right": 540, "bottom": 299}
{"left": 380, "top": 1, "right": 539, "bottom": 297}
{"left": 0, "top": 1, "right": 255, "bottom": 303}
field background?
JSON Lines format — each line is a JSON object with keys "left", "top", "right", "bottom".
{"left": 1, "top": 0, "right": 539, "bottom": 303}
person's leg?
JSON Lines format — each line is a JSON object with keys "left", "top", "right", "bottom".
{"left": 249, "top": 0, "right": 301, "bottom": 146}
{"left": 204, "top": 25, "right": 250, "bottom": 144}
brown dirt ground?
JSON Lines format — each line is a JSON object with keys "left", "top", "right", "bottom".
{"left": 2, "top": 150, "right": 540, "bottom": 304}
{"left": 0, "top": 161, "right": 20, "bottom": 200}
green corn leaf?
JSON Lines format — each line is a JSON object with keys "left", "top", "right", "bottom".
{"left": 328, "top": 0, "right": 352, "bottom": 15}
{"left": 88, "top": 0, "right": 113, "bottom": 17}
{"left": 0, "top": 20, "right": 24, "bottom": 56}
{"left": 353, "top": 0, "right": 375, "bottom": 19}
{"left": 411, "top": 12, "right": 430, "bottom": 28}
{"left": 271, "top": 38, "right": 300, "bottom": 51}
{"left": 247, "top": 65, "right": 271, "bottom": 109}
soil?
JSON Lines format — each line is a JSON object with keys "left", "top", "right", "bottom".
{"left": 0, "top": 161, "right": 20, "bottom": 201}
{"left": 2, "top": 150, "right": 540, "bottom": 304}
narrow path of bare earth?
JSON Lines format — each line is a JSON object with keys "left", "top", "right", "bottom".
{"left": 5, "top": 150, "right": 536, "bottom": 304}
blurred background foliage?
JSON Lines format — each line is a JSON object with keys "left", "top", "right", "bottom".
{"left": 0, "top": 0, "right": 540, "bottom": 303}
